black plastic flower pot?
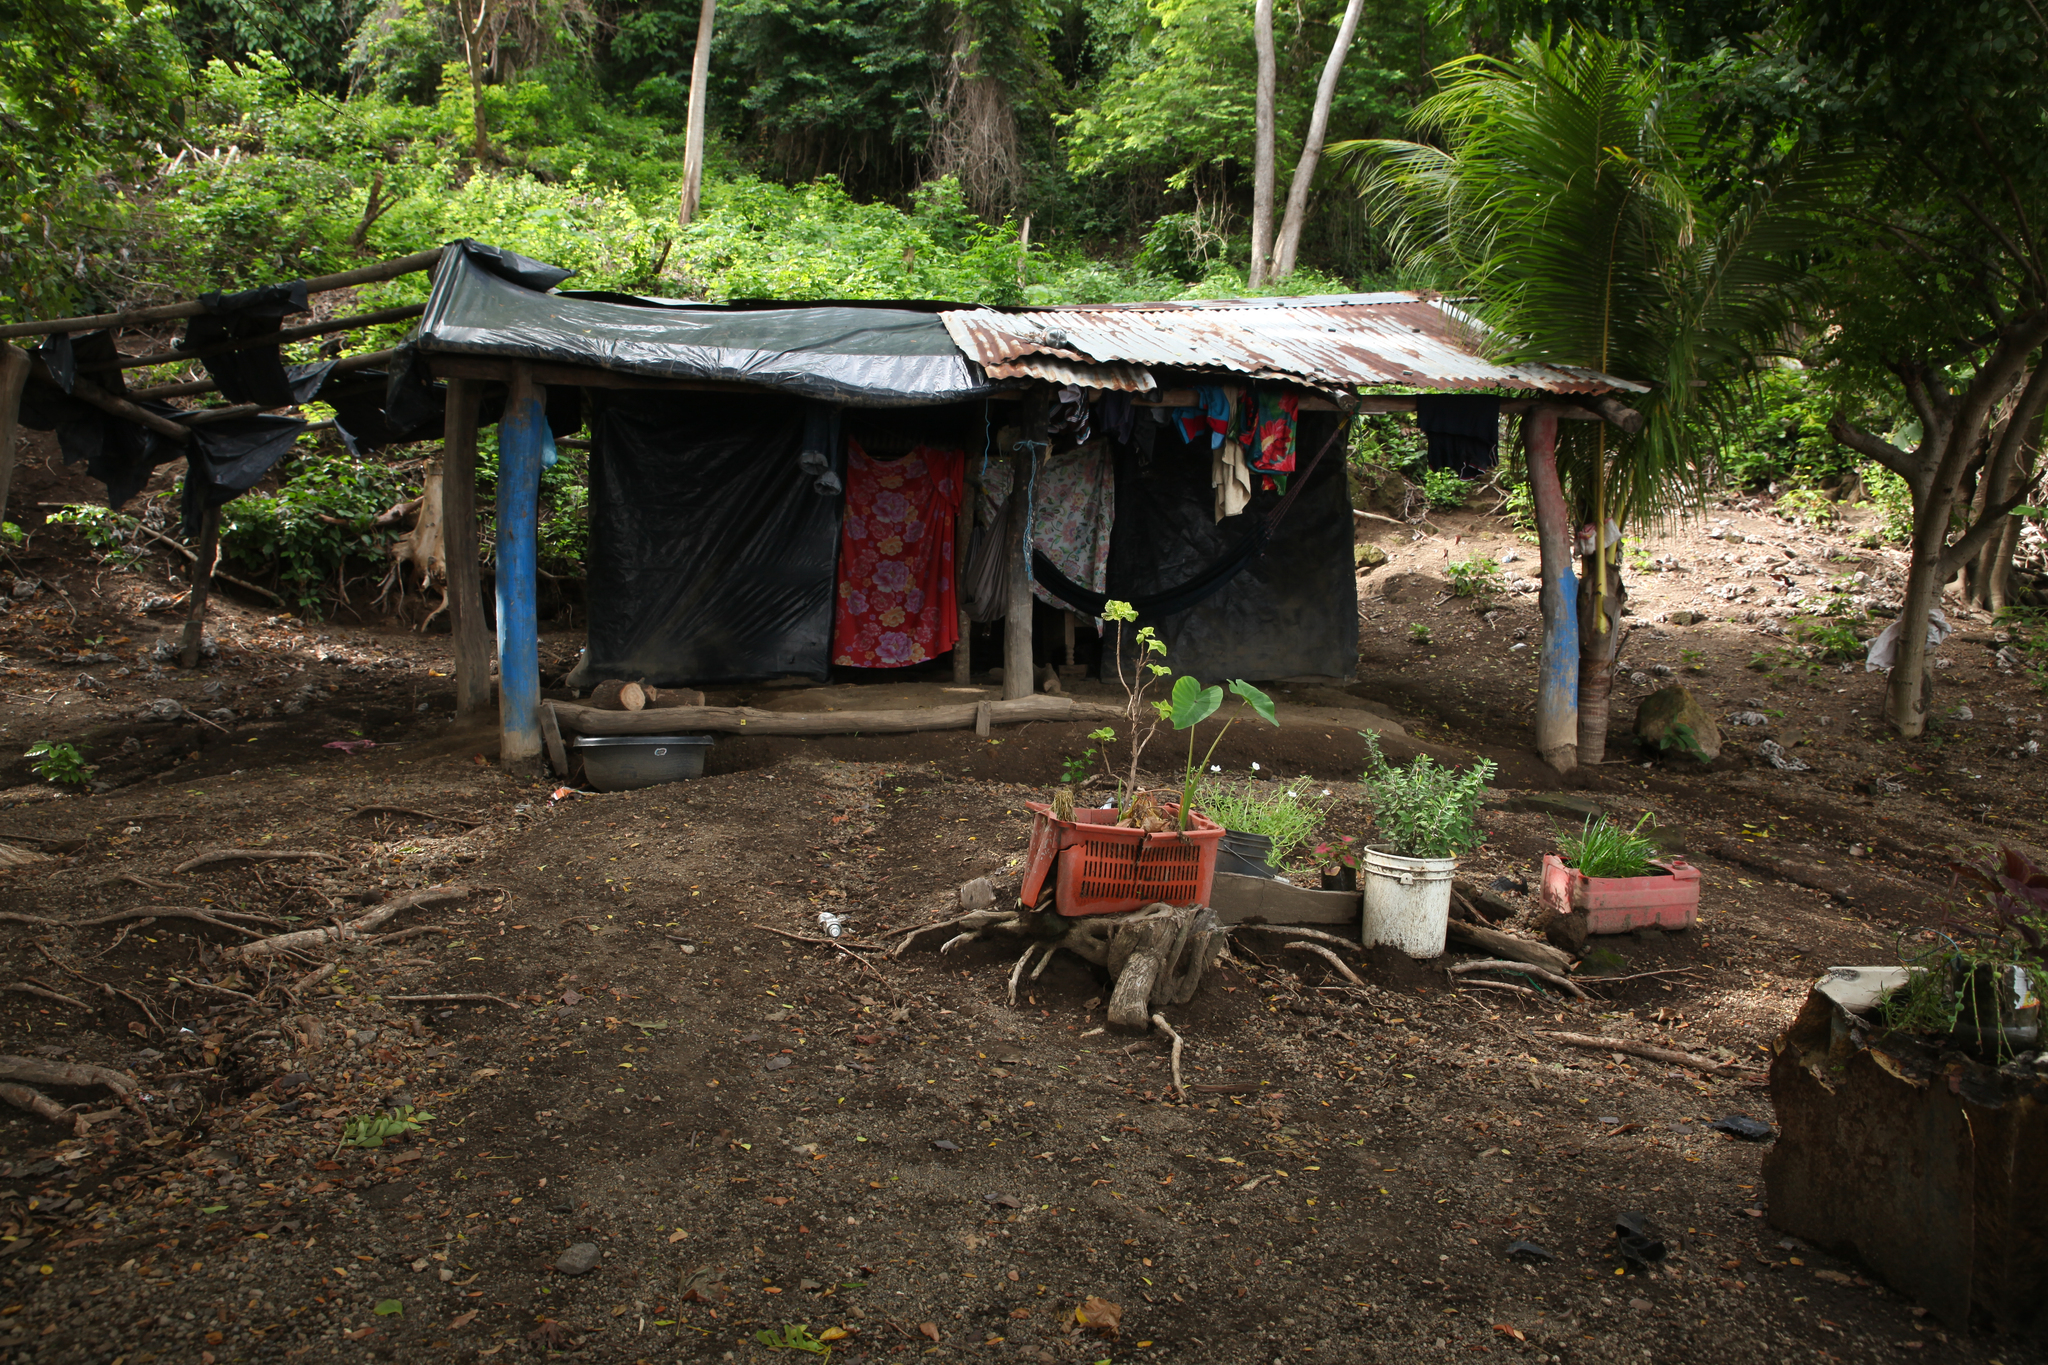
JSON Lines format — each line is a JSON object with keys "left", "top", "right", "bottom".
{"left": 1217, "top": 829, "right": 1276, "bottom": 880}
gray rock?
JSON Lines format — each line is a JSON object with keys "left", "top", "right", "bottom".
{"left": 555, "top": 1243, "right": 601, "bottom": 1275}
{"left": 1634, "top": 684, "right": 1722, "bottom": 763}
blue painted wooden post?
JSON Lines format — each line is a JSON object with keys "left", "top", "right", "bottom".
{"left": 496, "top": 367, "right": 548, "bottom": 765}
{"left": 1526, "top": 407, "right": 1579, "bottom": 773}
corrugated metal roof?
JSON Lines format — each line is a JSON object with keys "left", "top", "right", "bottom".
{"left": 939, "top": 294, "right": 1647, "bottom": 394}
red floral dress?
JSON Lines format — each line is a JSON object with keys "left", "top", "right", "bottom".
{"left": 831, "top": 441, "right": 965, "bottom": 668}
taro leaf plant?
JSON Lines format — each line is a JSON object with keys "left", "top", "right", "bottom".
{"left": 1098, "top": 600, "right": 1280, "bottom": 829}
{"left": 1358, "top": 731, "right": 1496, "bottom": 860}
{"left": 1165, "top": 675, "right": 1280, "bottom": 831}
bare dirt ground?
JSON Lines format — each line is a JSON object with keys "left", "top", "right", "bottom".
{"left": 0, "top": 442, "right": 2039, "bottom": 1365}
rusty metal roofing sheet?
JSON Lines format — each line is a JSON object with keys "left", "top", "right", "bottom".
{"left": 978, "top": 355, "right": 1157, "bottom": 391}
{"left": 939, "top": 294, "right": 1645, "bottom": 394}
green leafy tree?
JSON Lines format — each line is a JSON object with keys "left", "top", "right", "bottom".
{"left": 1344, "top": 28, "right": 1839, "bottom": 767}
{"left": 0, "top": 0, "right": 189, "bottom": 318}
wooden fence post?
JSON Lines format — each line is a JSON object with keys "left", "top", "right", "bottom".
{"left": 1003, "top": 389, "right": 1048, "bottom": 700}
{"left": 0, "top": 345, "right": 27, "bottom": 532}
{"left": 178, "top": 507, "right": 221, "bottom": 669}
{"left": 441, "top": 377, "right": 492, "bottom": 716}
{"left": 953, "top": 485, "right": 972, "bottom": 684}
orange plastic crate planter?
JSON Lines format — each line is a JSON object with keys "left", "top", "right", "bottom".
{"left": 1539, "top": 853, "right": 1701, "bottom": 934}
{"left": 1020, "top": 801, "right": 1225, "bottom": 917}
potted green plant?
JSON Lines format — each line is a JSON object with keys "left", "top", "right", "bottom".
{"left": 1197, "top": 776, "right": 1327, "bottom": 880}
{"left": 1357, "top": 732, "right": 1496, "bottom": 957}
{"left": 1538, "top": 812, "right": 1701, "bottom": 951}
{"left": 1763, "top": 848, "right": 2047, "bottom": 1333}
{"left": 1312, "top": 834, "right": 1360, "bottom": 892}
{"left": 1022, "top": 601, "right": 1274, "bottom": 916}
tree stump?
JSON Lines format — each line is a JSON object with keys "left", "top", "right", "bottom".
{"left": 923, "top": 901, "right": 1223, "bottom": 1033}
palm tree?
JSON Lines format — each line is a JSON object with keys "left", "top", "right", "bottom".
{"left": 1335, "top": 30, "right": 1836, "bottom": 767}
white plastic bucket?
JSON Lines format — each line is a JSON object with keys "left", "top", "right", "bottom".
{"left": 1360, "top": 843, "right": 1457, "bottom": 958}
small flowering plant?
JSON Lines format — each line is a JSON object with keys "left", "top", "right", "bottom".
{"left": 1312, "top": 833, "right": 1361, "bottom": 872}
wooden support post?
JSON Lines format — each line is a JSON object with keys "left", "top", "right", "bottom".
{"left": 1004, "top": 390, "right": 1048, "bottom": 700}
{"left": 1527, "top": 406, "right": 1578, "bottom": 774}
{"left": 178, "top": 506, "right": 221, "bottom": 669}
{"left": 495, "top": 367, "right": 547, "bottom": 765}
{"left": 1063, "top": 611, "right": 1077, "bottom": 668}
{"left": 0, "top": 344, "right": 28, "bottom": 531}
{"left": 953, "top": 490, "right": 972, "bottom": 684}
{"left": 441, "top": 378, "right": 492, "bottom": 716}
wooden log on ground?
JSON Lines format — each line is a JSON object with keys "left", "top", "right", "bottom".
{"left": 540, "top": 703, "right": 569, "bottom": 777}
{"left": 1447, "top": 920, "right": 1574, "bottom": 977}
{"left": 1535, "top": 1029, "right": 1754, "bottom": 1076}
{"left": 0, "top": 1055, "right": 137, "bottom": 1097}
{"left": 227, "top": 884, "right": 472, "bottom": 961}
{"left": 552, "top": 694, "right": 1122, "bottom": 737}
{"left": 0, "top": 1083, "right": 71, "bottom": 1127}
{"left": 587, "top": 679, "right": 646, "bottom": 710}
{"left": 175, "top": 848, "right": 345, "bottom": 874}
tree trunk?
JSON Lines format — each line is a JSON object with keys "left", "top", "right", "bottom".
{"left": 1248, "top": 0, "right": 1277, "bottom": 288}
{"left": 1886, "top": 489, "right": 1953, "bottom": 737}
{"left": 1527, "top": 409, "right": 1578, "bottom": 773}
{"left": 1269, "top": 0, "right": 1366, "bottom": 281}
{"left": 456, "top": 0, "right": 493, "bottom": 162}
{"left": 1575, "top": 547, "right": 1626, "bottom": 763}
{"left": 178, "top": 507, "right": 220, "bottom": 670}
{"left": 1986, "top": 509, "right": 2023, "bottom": 613}
{"left": 678, "top": 0, "right": 716, "bottom": 226}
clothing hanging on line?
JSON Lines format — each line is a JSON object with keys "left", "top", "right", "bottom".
{"left": 1212, "top": 437, "right": 1252, "bottom": 521}
{"left": 1415, "top": 394, "right": 1502, "bottom": 475}
{"left": 1171, "top": 385, "right": 1232, "bottom": 447}
{"left": 1250, "top": 391, "right": 1299, "bottom": 492}
{"left": 831, "top": 441, "right": 965, "bottom": 667}
{"left": 1029, "top": 442, "right": 1115, "bottom": 615}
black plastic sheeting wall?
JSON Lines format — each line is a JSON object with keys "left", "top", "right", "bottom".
{"left": 583, "top": 391, "right": 842, "bottom": 685}
{"left": 1106, "top": 410, "right": 1357, "bottom": 683}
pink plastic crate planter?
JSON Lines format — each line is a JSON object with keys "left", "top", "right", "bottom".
{"left": 1020, "top": 802, "right": 1225, "bottom": 917}
{"left": 1540, "top": 853, "right": 1701, "bottom": 947}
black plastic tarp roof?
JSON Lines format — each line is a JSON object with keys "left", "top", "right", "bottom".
{"left": 412, "top": 241, "right": 997, "bottom": 407}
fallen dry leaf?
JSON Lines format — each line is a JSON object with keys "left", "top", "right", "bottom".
{"left": 819, "top": 1326, "right": 853, "bottom": 1342}
{"left": 668, "top": 1230, "right": 689, "bottom": 1243}
{"left": 1493, "top": 1323, "right": 1526, "bottom": 1342}
{"left": 919, "top": 1322, "right": 941, "bottom": 1342}
{"left": 450, "top": 1310, "right": 478, "bottom": 1329}
{"left": 1076, "top": 1296, "right": 1122, "bottom": 1338}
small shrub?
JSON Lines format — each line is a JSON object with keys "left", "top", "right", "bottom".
{"left": 1422, "top": 467, "right": 1469, "bottom": 509}
{"left": 45, "top": 504, "right": 139, "bottom": 559}
{"left": 1776, "top": 485, "right": 1839, "bottom": 526}
{"left": 1408, "top": 622, "right": 1432, "bottom": 645}
{"left": 1358, "top": 731, "right": 1496, "bottom": 860}
{"left": 1559, "top": 813, "right": 1658, "bottom": 878}
{"left": 1795, "top": 615, "right": 1865, "bottom": 662}
{"left": 1445, "top": 557, "right": 1504, "bottom": 598}
{"left": 25, "top": 741, "right": 94, "bottom": 788}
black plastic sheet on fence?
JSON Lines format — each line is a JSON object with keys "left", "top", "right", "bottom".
{"left": 582, "top": 390, "right": 843, "bottom": 685}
